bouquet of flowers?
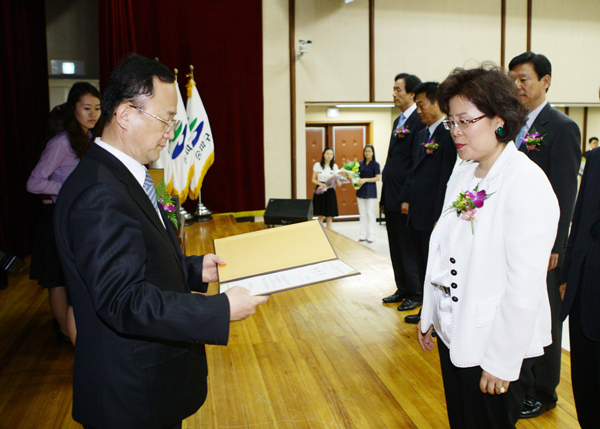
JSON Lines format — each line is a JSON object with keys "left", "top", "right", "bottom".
{"left": 314, "top": 173, "right": 347, "bottom": 195}
{"left": 155, "top": 179, "right": 178, "bottom": 229}
{"left": 342, "top": 159, "right": 361, "bottom": 189}
{"left": 445, "top": 185, "right": 493, "bottom": 234}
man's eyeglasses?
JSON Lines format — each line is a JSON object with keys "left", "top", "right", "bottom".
{"left": 129, "top": 105, "right": 181, "bottom": 133}
{"left": 442, "top": 114, "right": 487, "bottom": 131}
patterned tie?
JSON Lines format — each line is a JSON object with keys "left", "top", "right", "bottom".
{"left": 143, "top": 170, "right": 162, "bottom": 219}
{"left": 515, "top": 124, "right": 528, "bottom": 149}
{"left": 399, "top": 113, "right": 406, "bottom": 126}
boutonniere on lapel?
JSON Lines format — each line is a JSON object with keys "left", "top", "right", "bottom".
{"left": 155, "top": 179, "right": 178, "bottom": 228}
{"left": 446, "top": 185, "right": 494, "bottom": 234}
{"left": 393, "top": 125, "right": 411, "bottom": 138}
{"left": 422, "top": 138, "right": 439, "bottom": 155}
{"left": 521, "top": 127, "right": 545, "bottom": 153}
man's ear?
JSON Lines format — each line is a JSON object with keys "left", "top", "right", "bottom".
{"left": 541, "top": 74, "right": 551, "bottom": 91}
{"left": 114, "top": 104, "right": 131, "bottom": 130}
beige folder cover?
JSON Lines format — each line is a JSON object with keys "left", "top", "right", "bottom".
{"left": 214, "top": 220, "right": 339, "bottom": 283}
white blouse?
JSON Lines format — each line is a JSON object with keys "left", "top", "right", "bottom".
{"left": 313, "top": 162, "right": 339, "bottom": 183}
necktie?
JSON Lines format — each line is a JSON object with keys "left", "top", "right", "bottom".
{"left": 425, "top": 128, "right": 431, "bottom": 142}
{"left": 399, "top": 113, "right": 406, "bottom": 126}
{"left": 143, "top": 170, "right": 162, "bottom": 220}
{"left": 515, "top": 124, "right": 528, "bottom": 149}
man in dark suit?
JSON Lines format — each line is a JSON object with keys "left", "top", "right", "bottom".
{"left": 583, "top": 136, "right": 598, "bottom": 159}
{"left": 560, "top": 147, "right": 600, "bottom": 428}
{"left": 509, "top": 52, "right": 582, "bottom": 419}
{"left": 381, "top": 73, "right": 426, "bottom": 311}
{"left": 54, "top": 54, "right": 268, "bottom": 429}
{"left": 399, "top": 82, "right": 457, "bottom": 324}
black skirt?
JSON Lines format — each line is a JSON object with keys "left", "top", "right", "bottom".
{"left": 29, "top": 204, "right": 67, "bottom": 289}
{"left": 313, "top": 186, "right": 339, "bottom": 217}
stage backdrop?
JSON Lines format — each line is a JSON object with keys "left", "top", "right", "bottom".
{"left": 0, "top": 0, "right": 50, "bottom": 260}
{"left": 99, "top": 0, "right": 265, "bottom": 214}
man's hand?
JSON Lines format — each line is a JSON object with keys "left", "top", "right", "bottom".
{"left": 548, "top": 253, "right": 559, "bottom": 271}
{"left": 401, "top": 202, "right": 409, "bottom": 214}
{"left": 560, "top": 282, "right": 567, "bottom": 301}
{"left": 224, "top": 287, "right": 269, "bottom": 321}
{"left": 202, "top": 253, "right": 227, "bottom": 283}
{"left": 480, "top": 370, "right": 510, "bottom": 395}
{"left": 417, "top": 320, "right": 435, "bottom": 352}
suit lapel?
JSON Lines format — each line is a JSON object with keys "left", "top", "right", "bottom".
{"left": 411, "top": 128, "right": 428, "bottom": 172}
{"left": 87, "top": 144, "right": 184, "bottom": 271}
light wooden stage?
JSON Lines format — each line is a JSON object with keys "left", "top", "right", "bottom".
{"left": 0, "top": 216, "right": 579, "bottom": 428}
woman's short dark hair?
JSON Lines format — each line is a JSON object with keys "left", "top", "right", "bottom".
{"left": 64, "top": 82, "right": 103, "bottom": 158}
{"left": 363, "top": 144, "right": 376, "bottom": 162}
{"left": 320, "top": 147, "right": 335, "bottom": 169}
{"left": 437, "top": 64, "right": 527, "bottom": 143}
{"left": 102, "top": 53, "right": 175, "bottom": 124}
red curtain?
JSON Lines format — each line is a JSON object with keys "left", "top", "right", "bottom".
{"left": 0, "top": 1, "right": 50, "bottom": 260}
{"left": 98, "top": 0, "right": 265, "bottom": 213}
{"left": 98, "top": 0, "right": 137, "bottom": 91}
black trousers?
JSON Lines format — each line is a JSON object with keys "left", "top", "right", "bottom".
{"left": 408, "top": 223, "right": 432, "bottom": 293}
{"left": 385, "top": 211, "right": 420, "bottom": 300}
{"left": 569, "top": 286, "right": 600, "bottom": 428}
{"left": 438, "top": 339, "right": 535, "bottom": 429}
{"left": 525, "top": 267, "right": 562, "bottom": 403}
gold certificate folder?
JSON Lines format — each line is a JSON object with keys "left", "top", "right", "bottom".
{"left": 214, "top": 220, "right": 359, "bottom": 294}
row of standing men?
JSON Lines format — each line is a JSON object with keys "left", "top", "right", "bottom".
{"left": 380, "top": 52, "right": 584, "bottom": 424}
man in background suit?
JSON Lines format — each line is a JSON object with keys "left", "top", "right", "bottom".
{"left": 560, "top": 146, "right": 600, "bottom": 428}
{"left": 583, "top": 136, "right": 598, "bottom": 159}
{"left": 381, "top": 73, "right": 426, "bottom": 311}
{"left": 509, "top": 51, "right": 582, "bottom": 419}
{"left": 399, "top": 82, "right": 457, "bottom": 324}
{"left": 54, "top": 54, "right": 268, "bottom": 429}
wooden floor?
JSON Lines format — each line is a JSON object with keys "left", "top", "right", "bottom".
{"left": 0, "top": 216, "right": 580, "bottom": 428}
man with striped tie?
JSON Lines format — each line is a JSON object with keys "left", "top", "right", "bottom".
{"left": 54, "top": 54, "right": 268, "bottom": 429}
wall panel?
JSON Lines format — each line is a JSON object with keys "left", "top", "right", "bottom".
{"left": 263, "top": 0, "right": 292, "bottom": 201}
{"left": 531, "top": 0, "right": 600, "bottom": 103}
{"left": 374, "top": 0, "right": 502, "bottom": 101}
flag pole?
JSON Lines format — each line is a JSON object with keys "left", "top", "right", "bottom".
{"left": 194, "top": 190, "right": 213, "bottom": 222}
{"left": 188, "top": 65, "right": 213, "bottom": 222}
{"left": 172, "top": 67, "right": 195, "bottom": 225}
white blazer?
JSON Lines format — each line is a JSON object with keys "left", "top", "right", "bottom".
{"left": 421, "top": 142, "right": 559, "bottom": 381}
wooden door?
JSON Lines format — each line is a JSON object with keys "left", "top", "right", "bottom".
{"left": 306, "top": 127, "right": 326, "bottom": 200}
{"left": 332, "top": 126, "right": 365, "bottom": 216}
{"left": 305, "top": 124, "right": 368, "bottom": 218}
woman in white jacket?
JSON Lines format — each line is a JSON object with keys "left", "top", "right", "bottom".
{"left": 418, "top": 65, "right": 559, "bottom": 428}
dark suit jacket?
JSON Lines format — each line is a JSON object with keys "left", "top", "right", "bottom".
{"left": 380, "top": 108, "right": 426, "bottom": 213}
{"left": 560, "top": 148, "right": 600, "bottom": 340}
{"left": 400, "top": 123, "right": 456, "bottom": 231}
{"left": 519, "top": 102, "right": 581, "bottom": 263}
{"left": 54, "top": 143, "right": 231, "bottom": 429}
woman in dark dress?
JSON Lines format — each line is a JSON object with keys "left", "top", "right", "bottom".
{"left": 311, "top": 147, "right": 341, "bottom": 228}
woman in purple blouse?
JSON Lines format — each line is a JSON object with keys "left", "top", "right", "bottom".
{"left": 27, "top": 82, "right": 102, "bottom": 344}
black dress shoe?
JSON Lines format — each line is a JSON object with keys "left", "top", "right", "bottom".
{"left": 382, "top": 292, "right": 406, "bottom": 303}
{"left": 404, "top": 314, "right": 420, "bottom": 324}
{"left": 397, "top": 299, "right": 422, "bottom": 311}
{"left": 519, "top": 395, "right": 556, "bottom": 419}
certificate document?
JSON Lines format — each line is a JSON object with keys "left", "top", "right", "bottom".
{"left": 214, "top": 220, "right": 360, "bottom": 295}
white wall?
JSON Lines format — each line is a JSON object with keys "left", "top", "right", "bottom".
{"left": 263, "top": 0, "right": 600, "bottom": 203}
